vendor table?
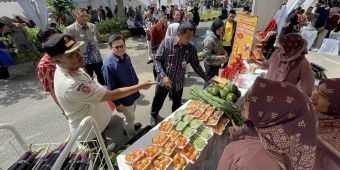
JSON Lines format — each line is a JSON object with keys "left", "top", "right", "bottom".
{"left": 116, "top": 101, "right": 232, "bottom": 170}
{"left": 318, "top": 38, "right": 340, "bottom": 56}
{"left": 117, "top": 69, "right": 265, "bottom": 170}
{"left": 300, "top": 27, "right": 318, "bottom": 50}
{"left": 329, "top": 31, "right": 340, "bottom": 41}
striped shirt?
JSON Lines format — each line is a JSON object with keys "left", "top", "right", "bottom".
{"left": 154, "top": 37, "right": 209, "bottom": 91}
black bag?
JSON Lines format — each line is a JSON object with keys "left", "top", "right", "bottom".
{"left": 0, "top": 66, "right": 9, "bottom": 79}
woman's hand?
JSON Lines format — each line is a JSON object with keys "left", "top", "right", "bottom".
{"left": 229, "top": 121, "right": 242, "bottom": 137}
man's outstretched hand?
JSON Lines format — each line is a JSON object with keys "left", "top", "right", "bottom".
{"left": 140, "top": 80, "right": 158, "bottom": 90}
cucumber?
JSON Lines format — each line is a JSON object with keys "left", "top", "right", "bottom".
{"left": 190, "top": 88, "right": 244, "bottom": 125}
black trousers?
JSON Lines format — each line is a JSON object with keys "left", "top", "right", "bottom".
{"left": 153, "top": 65, "right": 157, "bottom": 80}
{"left": 204, "top": 62, "right": 220, "bottom": 88}
{"left": 129, "top": 27, "right": 146, "bottom": 36}
{"left": 85, "top": 61, "right": 105, "bottom": 85}
{"left": 150, "top": 85, "right": 183, "bottom": 116}
{"left": 222, "top": 46, "right": 233, "bottom": 68}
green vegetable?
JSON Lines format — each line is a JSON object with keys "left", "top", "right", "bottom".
{"left": 190, "top": 88, "right": 243, "bottom": 126}
{"left": 219, "top": 89, "right": 228, "bottom": 99}
{"left": 193, "top": 138, "right": 207, "bottom": 151}
{"left": 209, "top": 86, "right": 220, "bottom": 96}
{"left": 174, "top": 109, "right": 186, "bottom": 117}
{"left": 176, "top": 121, "right": 188, "bottom": 131}
{"left": 205, "top": 86, "right": 213, "bottom": 94}
{"left": 227, "top": 84, "right": 238, "bottom": 93}
{"left": 236, "top": 89, "right": 241, "bottom": 97}
{"left": 182, "top": 127, "right": 197, "bottom": 138}
{"left": 226, "top": 93, "right": 238, "bottom": 103}
{"left": 189, "top": 119, "right": 202, "bottom": 129}
{"left": 222, "top": 85, "right": 230, "bottom": 93}
{"left": 170, "top": 116, "right": 182, "bottom": 125}
{"left": 198, "top": 129, "right": 213, "bottom": 140}
{"left": 182, "top": 115, "right": 194, "bottom": 123}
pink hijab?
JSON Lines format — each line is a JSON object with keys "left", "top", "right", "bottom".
{"left": 246, "top": 77, "right": 317, "bottom": 170}
{"left": 267, "top": 33, "right": 308, "bottom": 81}
{"left": 317, "top": 78, "right": 340, "bottom": 158}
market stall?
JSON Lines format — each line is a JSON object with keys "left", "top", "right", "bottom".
{"left": 115, "top": 9, "right": 271, "bottom": 170}
{"left": 300, "top": 26, "right": 318, "bottom": 50}
{"left": 116, "top": 67, "right": 266, "bottom": 170}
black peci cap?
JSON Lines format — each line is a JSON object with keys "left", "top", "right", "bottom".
{"left": 42, "top": 34, "right": 84, "bottom": 58}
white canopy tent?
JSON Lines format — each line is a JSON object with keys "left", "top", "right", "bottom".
{"left": 252, "top": 0, "right": 305, "bottom": 35}
{"left": 0, "top": 0, "right": 48, "bottom": 28}
{"left": 251, "top": 0, "right": 283, "bottom": 32}
{"left": 301, "top": 0, "right": 317, "bottom": 11}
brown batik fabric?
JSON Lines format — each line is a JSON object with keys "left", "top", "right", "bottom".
{"left": 275, "top": 33, "right": 308, "bottom": 81}
{"left": 317, "top": 78, "right": 340, "bottom": 158}
{"left": 246, "top": 77, "right": 317, "bottom": 170}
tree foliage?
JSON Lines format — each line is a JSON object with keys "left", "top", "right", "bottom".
{"left": 47, "top": 0, "right": 76, "bottom": 18}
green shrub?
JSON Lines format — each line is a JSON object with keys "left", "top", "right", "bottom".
{"left": 200, "top": 9, "right": 222, "bottom": 21}
{"left": 57, "top": 23, "right": 66, "bottom": 32}
{"left": 96, "top": 17, "right": 128, "bottom": 35}
{"left": 0, "top": 27, "right": 41, "bottom": 64}
{"left": 25, "top": 27, "right": 41, "bottom": 50}
{"left": 99, "top": 34, "right": 110, "bottom": 43}
{"left": 120, "top": 30, "right": 131, "bottom": 38}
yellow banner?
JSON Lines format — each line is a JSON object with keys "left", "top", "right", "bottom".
{"left": 231, "top": 14, "right": 257, "bottom": 59}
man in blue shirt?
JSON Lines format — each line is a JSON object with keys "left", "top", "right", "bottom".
{"left": 102, "top": 34, "right": 142, "bottom": 139}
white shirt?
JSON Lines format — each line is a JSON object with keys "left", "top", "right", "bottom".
{"left": 54, "top": 65, "right": 111, "bottom": 141}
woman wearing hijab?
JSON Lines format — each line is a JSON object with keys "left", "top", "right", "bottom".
{"left": 202, "top": 18, "right": 227, "bottom": 88}
{"left": 312, "top": 78, "right": 340, "bottom": 170}
{"left": 217, "top": 77, "right": 317, "bottom": 170}
{"left": 165, "top": 22, "right": 180, "bottom": 38}
{"left": 248, "top": 33, "right": 315, "bottom": 97}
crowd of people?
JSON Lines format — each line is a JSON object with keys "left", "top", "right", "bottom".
{"left": 283, "top": 0, "right": 340, "bottom": 51}
{"left": 0, "top": 0, "right": 339, "bottom": 169}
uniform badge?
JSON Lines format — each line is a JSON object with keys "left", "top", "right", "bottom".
{"left": 77, "top": 83, "right": 91, "bottom": 94}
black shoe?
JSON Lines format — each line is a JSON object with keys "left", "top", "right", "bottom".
{"left": 147, "top": 60, "right": 154, "bottom": 64}
{"left": 123, "top": 123, "right": 143, "bottom": 135}
{"left": 150, "top": 116, "right": 158, "bottom": 127}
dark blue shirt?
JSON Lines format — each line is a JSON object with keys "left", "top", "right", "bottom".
{"left": 314, "top": 7, "right": 330, "bottom": 29}
{"left": 102, "top": 53, "right": 140, "bottom": 106}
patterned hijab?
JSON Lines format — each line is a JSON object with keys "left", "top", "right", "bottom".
{"left": 246, "top": 77, "right": 317, "bottom": 170}
{"left": 317, "top": 78, "right": 340, "bottom": 158}
{"left": 319, "top": 78, "right": 340, "bottom": 116}
{"left": 275, "top": 33, "right": 308, "bottom": 81}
